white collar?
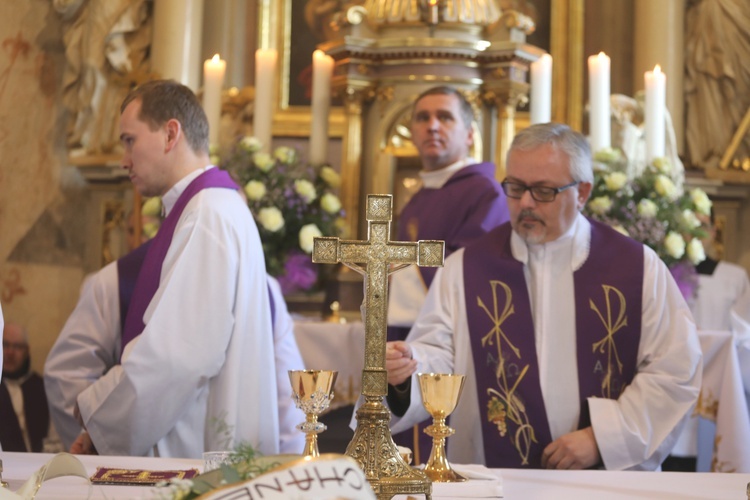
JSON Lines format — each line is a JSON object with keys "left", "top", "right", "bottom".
{"left": 161, "top": 165, "right": 215, "bottom": 217}
{"left": 510, "top": 212, "right": 591, "bottom": 271}
{"left": 419, "top": 158, "right": 477, "bottom": 189}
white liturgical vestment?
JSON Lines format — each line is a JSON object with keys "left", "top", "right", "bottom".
{"left": 45, "top": 167, "right": 302, "bottom": 458}
{"left": 390, "top": 214, "right": 702, "bottom": 470}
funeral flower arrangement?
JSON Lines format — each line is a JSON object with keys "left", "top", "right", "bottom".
{"left": 583, "top": 148, "right": 712, "bottom": 299}
{"left": 218, "top": 136, "right": 345, "bottom": 294}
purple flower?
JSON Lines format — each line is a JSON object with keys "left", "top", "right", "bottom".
{"left": 277, "top": 252, "right": 318, "bottom": 294}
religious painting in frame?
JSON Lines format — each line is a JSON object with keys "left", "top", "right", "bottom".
{"left": 266, "top": 0, "right": 344, "bottom": 138}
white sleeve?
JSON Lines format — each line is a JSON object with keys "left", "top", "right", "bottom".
{"left": 76, "top": 198, "right": 247, "bottom": 456}
{"left": 43, "top": 263, "right": 121, "bottom": 451}
{"left": 729, "top": 268, "right": 750, "bottom": 391}
{"left": 589, "top": 247, "right": 703, "bottom": 470}
{"left": 389, "top": 251, "right": 465, "bottom": 433}
{"left": 267, "top": 276, "right": 306, "bottom": 454}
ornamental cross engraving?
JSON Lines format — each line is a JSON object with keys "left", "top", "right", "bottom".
{"left": 312, "top": 194, "right": 443, "bottom": 500}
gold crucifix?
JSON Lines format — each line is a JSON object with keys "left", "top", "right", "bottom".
{"left": 313, "top": 194, "right": 444, "bottom": 500}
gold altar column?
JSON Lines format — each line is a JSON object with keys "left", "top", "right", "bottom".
{"left": 151, "top": 0, "right": 205, "bottom": 90}
{"left": 633, "top": 0, "right": 685, "bottom": 154}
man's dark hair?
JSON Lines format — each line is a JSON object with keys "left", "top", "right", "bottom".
{"left": 121, "top": 79, "right": 209, "bottom": 154}
{"left": 412, "top": 86, "right": 475, "bottom": 127}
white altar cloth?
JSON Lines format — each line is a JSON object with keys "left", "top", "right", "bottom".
{"left": 2, "top": 452, "right": 749, "bottom": 500}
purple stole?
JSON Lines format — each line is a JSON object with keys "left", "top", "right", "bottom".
{"left": 463, "top": 219, "right": 643, "bottom": 468}
{"left": 397, "top": 162, "right": 508, "bottom": 289}
{"left": 0, "top": 374, "right": 50, "bottom": 452}
{"left": 120, "top": 168, "right": 239, "bottom": 355}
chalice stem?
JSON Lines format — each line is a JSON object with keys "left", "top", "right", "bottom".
{"left": 303, "top": 413, "right": 320, "bottom": 457}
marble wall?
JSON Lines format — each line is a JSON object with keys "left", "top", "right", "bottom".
{"left": 0, "top": 0, "right": 92, "bottom": 373}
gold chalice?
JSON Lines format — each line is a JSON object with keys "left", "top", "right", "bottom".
{"left": 289, "top": 369, "right": 338, "bottom": 457}
{"left": 418, "top": 372, "right": 467, "bottom": 482}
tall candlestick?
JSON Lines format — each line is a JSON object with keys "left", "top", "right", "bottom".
{"left": 530, "top": 54, "right": 552, "bottom": 125}
{"left": 309, "top": 50, "right": 334, "bottom": 165}
{"left": 644, "top": 64, "right": 666, "bottom": 163}
{"left": 151, "top": 0, "right": 204, "bottom": 90}
{"left": 253, "top": 49, "right": 277, "bottom": 153}
{"left": 587, "top": 51, "right": 611, "bottom": 152}
{"left": 203, "top": 54, "right": 226, "bottom": 149}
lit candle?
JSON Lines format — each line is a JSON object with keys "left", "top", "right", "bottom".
{"left": 530, "top": 54, "right": 552, "bottom": 124}
{"left": 644, "top": 64, "right": 666, "bottom": 163}
{"left": 203, "top": 54, "right": 226, "bottom": 149}
{"left": 253, "top": 49, "right": 277, "bottom": 153}
{"left": 428, "top": 0, "right": 439, "bottom": 25}
{"left": 309, "top": 50, "right": 334, "bottom": 165}
{"left": 587, "top": 51, "right": 611, "bottom": 152}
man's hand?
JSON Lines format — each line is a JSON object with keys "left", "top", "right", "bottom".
{"left": 70, "top": 431, "right": 98, "bottom": 455}
{"left": 541, "top": 427, "right": 600, "bottom": 469}
{"left": 386, "top": 341, "right": 417, "bottom": 386}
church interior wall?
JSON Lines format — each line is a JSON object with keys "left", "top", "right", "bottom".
{"left": 0, "top": 0, "right": 748, "bottom": 374}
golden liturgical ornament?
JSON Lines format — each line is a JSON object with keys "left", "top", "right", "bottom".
{"left": 313, "top": 194, "right": 444, "bottom": 500}
{"left": 289, "top": 369, "right": 338, "bottom": 457}
{"left": 418, "top": 373, "right": 467, "bottom": 482}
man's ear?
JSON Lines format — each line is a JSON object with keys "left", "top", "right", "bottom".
{"left": 577, "top": 181, "right": 593, "bottom": 210}
{"left": 164, "top": 118, "right": 182, "bottom": 152}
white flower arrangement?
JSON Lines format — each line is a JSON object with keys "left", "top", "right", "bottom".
{"left": 220, "top": 136, "right": 345, "bottom": 293}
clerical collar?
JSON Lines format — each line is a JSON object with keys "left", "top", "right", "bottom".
{"left": 419, "top": 158, "right": 477, "bottom": 189}
{"left": 161, "top": 165, "right": 215, "bottom": 217}
{"left": 510, "top": 213, "right": 591, "bottom": 272}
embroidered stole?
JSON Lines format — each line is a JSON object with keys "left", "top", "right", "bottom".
{"left": 120, "top": 168, "right": 238, "bottom": 356}
{"left": 463, "top": 219, "right": 643, "bottom": 467}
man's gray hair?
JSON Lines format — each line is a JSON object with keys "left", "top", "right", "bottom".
{"left": 508, "top": 123, "right": 594, "bottom": 184}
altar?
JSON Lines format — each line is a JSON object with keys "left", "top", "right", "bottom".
{"left": 1, "top": 452, "right": 748, "bottom": 499}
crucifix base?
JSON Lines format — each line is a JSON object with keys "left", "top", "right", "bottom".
{"left": 346, "top": 396, "right": 432, "bottom": 500}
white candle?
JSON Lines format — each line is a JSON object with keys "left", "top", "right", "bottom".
{"left": 203, "top": 54, "right": 226, "bottom": 149}
{"left": 644, "top": 64, "right": 666, "bottom": 163}
{"left": 253, "top": 49, "right": 277, "bottom": 153}
{"left": 309, "top": 50, "right": 334, "bottom": 165}
{"left": 587, "top": 51, "right": 611, "bottom": 152}
{"left": 530, "top": 54, "right": 552, "bottom": 125}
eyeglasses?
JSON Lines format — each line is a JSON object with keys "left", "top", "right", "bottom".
{"left": 2, "top": 341, "right": 27, "bottom": 351}
{"left": 501, "top": 180, "right": 578, "bottom": 202}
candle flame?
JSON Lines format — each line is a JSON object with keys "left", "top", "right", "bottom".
{"left": 212, "top": 54, "right": 221, "bottom": 62}
{"left": 653, "top": 64, "right": 662, "bottom": 74}
{"left": 429, "top": 0, "right": 438, "bottom": 6}
{"left": 598, "top": 51, "right": 607, "bottom": 59}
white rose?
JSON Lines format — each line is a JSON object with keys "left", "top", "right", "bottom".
{"left": 258, "top": 206, "right": 284, "bottom": 232}
{"left": 593, "top": 147, "right": 622, "bottom": 164}
{"left": 299, "top": 223, "right": 323, "bottom": 253}
{"left": 320, "top": 193, "right": 342, "bottom": 214}
{"left": 652, "top": 157, "right": 671, "bottom": 174}
{"left": 604, "top": 172, "right": 628, "bottom": 191}
{"left": 141, "top": 196, "right": 162, "bottom": 217}
{"left": 244, "top": 180, "right": 266, "bottom": 201}
{"left": 654, "top": 174, "right": 678, "bottom": 201}
{"left": 273, "top": 146, "right": 297, "bottom": 165}
{"left": 320, "top": 166, "right": 341, "bottom": 188}
{"left": 239, "top": 136, "right": 262, "bottom": 153}
{"left": 686, "top": 238, "right": 706, "bottom": 265}
{"left": 680, "top": 209, "right": 701, "bottom": 230}
{"left": 690, "top": 188, "right": 712, "bottom": 216}
{"left": 294, "top": 179, "right": 317, "bottom": 204}
{"left": 664, "top": 231, "right": 686, "bottom": 260}
{"left": 253, "top": 152, "right": 275, "bottom": 172}
{"left": 637, "top": 199, "right": 658, "bottom": 218}
{"left": 588, "top": 196, "right": 612, "bottom": 215}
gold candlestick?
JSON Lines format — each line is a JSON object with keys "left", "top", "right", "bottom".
{"left": 289, "top": 369, "right": 338, "bottom": 457}
{"left": 418, "top": 373, "right": 467, "bottom": 482}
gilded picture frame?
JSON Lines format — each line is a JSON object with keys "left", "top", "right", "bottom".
{"left": 261, "top": 0, "right": 344, "bottom": 138}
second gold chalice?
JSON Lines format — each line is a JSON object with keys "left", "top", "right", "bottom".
{"left": 289, "top": 369, "right": 338, "bottom": 457}
{"left": 418, "top": 372, "right": 467, "bottom": 482}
